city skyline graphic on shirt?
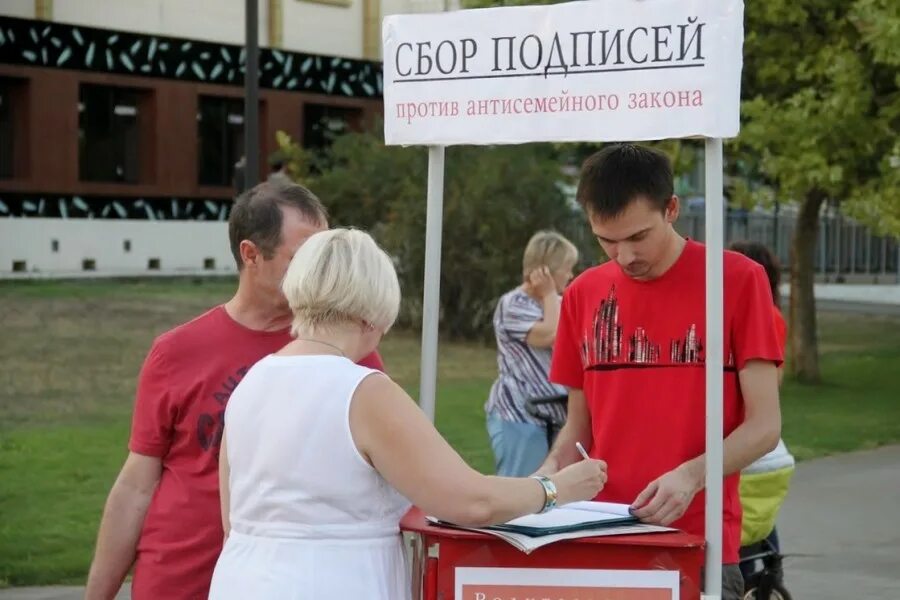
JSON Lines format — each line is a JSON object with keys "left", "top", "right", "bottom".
{"left": 581, "top": 285, "right": 734, "bottom": 371}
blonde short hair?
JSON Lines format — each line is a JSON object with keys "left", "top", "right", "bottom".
{"left": 281, "top": 228, "right": 400, "bottom": 335}
{"left": 522, "top": 230, "right": 579, "bottom": 278}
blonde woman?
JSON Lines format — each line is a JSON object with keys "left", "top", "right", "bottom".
{"left": 208, "top": 228, "right": 606, "bottom": 599}
{"left": 485, "top": 230, "right": 580, "bottom": 476}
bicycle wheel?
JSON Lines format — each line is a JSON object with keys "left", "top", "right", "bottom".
{"left": 743, "top": 584, "right": 793, "bottom": 600}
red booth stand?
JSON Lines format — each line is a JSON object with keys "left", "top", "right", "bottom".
{"left": 401, "top": 507, "right": 706, "bottom": 600}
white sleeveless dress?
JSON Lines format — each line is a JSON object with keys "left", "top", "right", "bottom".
{"left": 209, "top": 354, "right": 412, "bottom": 599}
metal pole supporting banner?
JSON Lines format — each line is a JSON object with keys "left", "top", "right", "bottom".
{"left": 703, "top": 137, "right": 725, "bottom": 600}
{"left": 419, "top": 146, "right": 446, "bottom": 422}
{"left": 244, "top": 0, "right": 260, "bottom": 189}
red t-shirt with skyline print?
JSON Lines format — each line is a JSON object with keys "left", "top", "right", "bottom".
{"left": 550, "top": 239, "right": 782, "bottom": 564}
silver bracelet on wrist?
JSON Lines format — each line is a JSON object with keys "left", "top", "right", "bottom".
{"left": 530, "top": 475, "right": 558, "bottom": 513}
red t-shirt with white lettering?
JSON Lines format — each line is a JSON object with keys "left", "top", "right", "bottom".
{"left": 550, "top": 240, "right": 782, "bottom": 564}
{"left": 128, "top": 306, "right": 384, "bottom": 600}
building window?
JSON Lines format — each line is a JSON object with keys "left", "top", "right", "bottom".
{"left": 303, "top": 103, "right": 362, "bottom": 152}
{"left": 0, "top": 80, "right": 15, "bottom": 179}
{"left": 198, "top": 96, "right": 244, "bottom": 187}
{"left": 79, "top": 84, "right": 141, "bottom": 183}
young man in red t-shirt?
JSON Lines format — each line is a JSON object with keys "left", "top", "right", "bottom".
{"left": 85, "top": 183, "right": 385, "bottom": 600}
{"left": 539, "top": 144, "right": 782, "bottom": 600}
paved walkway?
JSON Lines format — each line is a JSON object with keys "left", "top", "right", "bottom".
{"left": 778, "top": 444, "right": 900, "bottom": 599}
{"left": 791, "top": 282, "right": 900, "bottom": 305}
{"left": 780, "top": 283, "right": 900, "bottom": 315}
{"left": 2, "top": 445, "right": 898, "bottom": 600}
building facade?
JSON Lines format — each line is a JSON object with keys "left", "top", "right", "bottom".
{"left": 0, "top": 0, "right": 439, "bottom": 276}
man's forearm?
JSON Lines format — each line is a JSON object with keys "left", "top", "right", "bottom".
{"left": 678, "top": 417, "right": 781, "bottom": 490}
{"left": 85, "top": 483, "right": 154, "bottom": 600}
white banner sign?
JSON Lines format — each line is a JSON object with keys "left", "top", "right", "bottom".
{"left": 383, "top": 0, "right": 743, "bottom": 146}
{"left": 455, "top": 567, "right": 680, "bottom": 600}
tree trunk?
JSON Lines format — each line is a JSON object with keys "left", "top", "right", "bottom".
{"left": 789, "top": 189, "right": 827, "bottom": 383}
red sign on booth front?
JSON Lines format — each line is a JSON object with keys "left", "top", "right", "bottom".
{"left": 462, "top": 585, "right": 673, "bottom": 600}
{"left": 456, "top": 568, "right": 679, "bottom": 600}
{"left": 461, "top": 585, "right": 672, "bottom": 600}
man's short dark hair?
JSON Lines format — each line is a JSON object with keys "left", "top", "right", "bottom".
{"left": 228, "top": 182, "right": 328, "bottom": 269}
{"left": 576, "top": 143, "right": 674, "bottom": 219}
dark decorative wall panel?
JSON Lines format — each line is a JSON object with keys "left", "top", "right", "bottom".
{"left": 0, "top": 16, "right": 382, "bottom": 98}
{"left": 0, "top": 193, "right": 232, "bottom": 221}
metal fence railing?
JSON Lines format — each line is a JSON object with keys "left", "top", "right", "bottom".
{"left": 676, "top": 211, "right": 899, "bottom": 280}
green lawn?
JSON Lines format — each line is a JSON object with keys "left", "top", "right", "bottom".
{"left": 1, "top": 279, "right": 898, "bottom": 586}
{"left": 779, "top": 315, "right": 900, "bottom": 460}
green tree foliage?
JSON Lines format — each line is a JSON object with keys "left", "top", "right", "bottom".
{"left": 310, "top": 124, "right": 593, "bottom": 339}
{"left": 734, "top": 0, "right": 899, "bottom": 381}
{"left": 273, "top": 131, "right": 313, "bottom": 185}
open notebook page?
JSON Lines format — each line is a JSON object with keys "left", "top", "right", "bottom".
{"left": 503, "top": 501, "right": 634, "bottom": 529}
{"left": 560, "top": 501, "right": 635, "bottom": 517}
